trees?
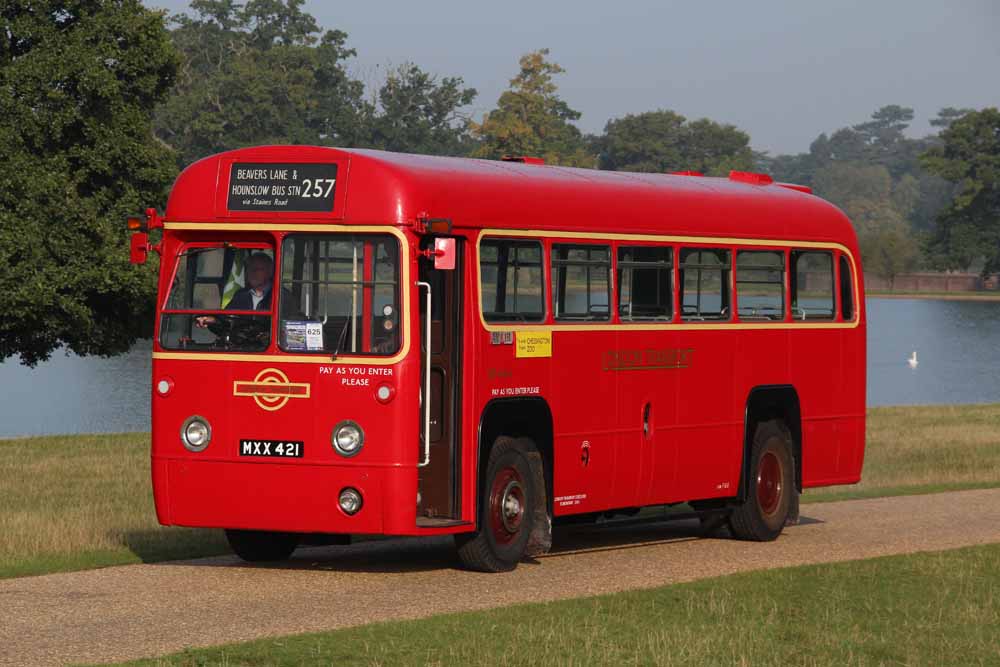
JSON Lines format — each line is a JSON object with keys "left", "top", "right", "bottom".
{"left": 597, "top": 110, "right": 753, "bottom": 175}
{"left": 156, "top": 2, "right": 477, "bottom": 165}
{"left": 921, "top": 108, "right": 1000, "bottom": 273}
{"left": 471, "top": 49, "right": 592, "bottom": 167}
{"left": 812, "top": 162, "right": 920, "bottom": 283}
{"left": 154, "top": 0, "right": 367, "bottom": 168}
{"left": 0, "top": 0, "right": 178, "bottom": 365}
{"left": 366, "top": 62, "right": 477, "bottom": 156}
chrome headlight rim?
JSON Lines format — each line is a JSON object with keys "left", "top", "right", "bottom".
{"left": 180, "top": 415, "right": 212, "bottom": 452}
{"left": 331, "top": 420, "right": 364, "bottom": 458}
{"left": 338, "top": 487, "right": 363, "bottom": 515}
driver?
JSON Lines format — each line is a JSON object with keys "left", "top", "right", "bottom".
{"left": 196, "top": 252, "right": 274, "bottom": 328}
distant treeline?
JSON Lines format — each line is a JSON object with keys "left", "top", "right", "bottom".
{"left": 1, "top": 0, "right": 998, "bottom": 364}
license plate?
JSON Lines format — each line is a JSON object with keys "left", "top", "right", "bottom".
{"left": 239, "top": 439, "right": 304, "bottom": 458}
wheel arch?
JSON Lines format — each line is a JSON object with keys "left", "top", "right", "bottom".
{"left": 477, "top": 397, "right": 554, "bottom": 515}
{"left": 740, "top": 385, "right": 802, "bottom": 500}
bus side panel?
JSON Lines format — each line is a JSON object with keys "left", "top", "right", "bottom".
{"left": 550, "top": 330, "right": 616, "bottom": 515}
{"left": 836, "top": 324, "right": 867, "bottom": 484}
{"left": 672, "top": 330, "right": 740, "bottom": 502}
{"left": 792, "top": 329, "right": 844, "bottom": 485}
{"left": 616, "top": 328, "right": 679, "bottom": 507}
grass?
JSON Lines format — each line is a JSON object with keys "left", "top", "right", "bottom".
{"left": 804, "top": 403, "right": 1000, "bottom": 503}
{"left": 0, "top": 433, "right": 227, "bottom": 579}
{"left": 111, "top": 543, "right": 1000, "bottom": 666}
{"left": 4, "top": 403, "right": 1000, "bottom": 580}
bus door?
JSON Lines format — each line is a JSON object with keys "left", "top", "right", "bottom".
{"left": 417, "top": 237, "right": 463, "bottom": 521}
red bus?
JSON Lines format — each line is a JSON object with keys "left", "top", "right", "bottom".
{"left": 130, "top": 146, "right": 865, "bottom": 572}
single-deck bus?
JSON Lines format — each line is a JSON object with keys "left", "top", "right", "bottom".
{"left": 129, "top": 146, "right": 865, "bottom": 572}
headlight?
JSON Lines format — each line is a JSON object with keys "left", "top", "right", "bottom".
{"left": 339, "top": 487, "right": 363, "bottom": 515}
{"left": 332, "top": 420, "right": 364, "bottom": 457}
{"left": 181, "top": 415, "right": 211, "bottom": 452}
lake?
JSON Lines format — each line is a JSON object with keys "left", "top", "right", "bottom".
{"left": 1, "top": 298, "right": 999, "bottom": 438}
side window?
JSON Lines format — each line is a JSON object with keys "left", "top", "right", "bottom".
{"left": 680, "top": 248, "right": 731, "bottom": 321}
{"left": 480, "top": 239, "right": 545, "bottom": 322}
{"left": 736, "top": 250, "right": 784, "bottom": 320}
{"left": 791, "top": 251, "right": 834, "bottom": 320}
{"left": 552, "top": 244, "right": 611, "bottom": 321}
{"left": 618, "top": 245, "right": 672, "bottom": 321}
{"left": 839, "top": 255, "right": 855, "bottom": 321}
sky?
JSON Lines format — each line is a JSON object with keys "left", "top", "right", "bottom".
{"left": 146, "top": 0, "right": 999, "bottom": 156}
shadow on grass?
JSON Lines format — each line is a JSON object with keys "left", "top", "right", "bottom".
{"left": 121, "top": 528, "right": 229, "bottom": 565}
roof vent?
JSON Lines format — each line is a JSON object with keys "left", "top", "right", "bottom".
{"left": 776, "top": 182, "right": 813, "bottom": 195}
{"left": 728, "top": 170, "right": 774, "bottom": 186}
{"left": 501, "top": 155, "right": 545, "bottom": 165}
{"left": 669, "top": 170, "right": 704, "bottom": 177}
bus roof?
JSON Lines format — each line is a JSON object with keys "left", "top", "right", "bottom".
{"left": 165, "top": 145, "right": 856, "bottom": 246}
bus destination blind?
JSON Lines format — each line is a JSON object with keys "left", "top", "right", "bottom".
{"left": 227, "top": 162, "right": 338, "bottom": 212}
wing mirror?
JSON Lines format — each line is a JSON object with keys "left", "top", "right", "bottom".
{"left": 130, "top": 232, "right": 150, "bottom": 265}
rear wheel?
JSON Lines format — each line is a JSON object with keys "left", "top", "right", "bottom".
{"left": 729, "top": 420, "right": 796, "bottom": 541}
{"left": 225, "top": 529, "right": 298, "bottom": 562}
{"left": 456, "top": 436, "right": 537, "bottom": 572}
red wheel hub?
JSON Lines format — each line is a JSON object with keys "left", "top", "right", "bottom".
{"left": 489, "top": 467, "right": 525, "bottom": 545}
{"left": 756, "top": 450, "right": 783, "bottom": 517}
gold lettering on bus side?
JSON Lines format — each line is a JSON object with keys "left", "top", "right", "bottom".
{"left": 602, "top": 348, "right": 694, "bottom": 371}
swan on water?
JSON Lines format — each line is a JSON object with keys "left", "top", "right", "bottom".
{"left": 907, "top": 350, "right": 918, "bottom": 369}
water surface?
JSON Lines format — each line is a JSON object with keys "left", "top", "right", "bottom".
{"left": 1, "top": 298, "right": 999, "bottom": 437}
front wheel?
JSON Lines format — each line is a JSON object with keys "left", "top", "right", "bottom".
{"left": 729, "top": 420, "right": 796, "bottom": 541}
{"left": 456, "top": 437, "right": 538, "bottom": 572}
{"left": 225, "top": 529, "right": 298, "bottom": 562}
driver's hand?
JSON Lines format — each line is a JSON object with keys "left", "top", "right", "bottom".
{"left": 195, "top": 316, "right": 216, "bottom": 328}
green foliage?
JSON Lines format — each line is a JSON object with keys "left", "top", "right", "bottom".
{"left": 922, "top": 107, "right": 1000, "bottom": 273}
{"left": 471, "top": 49, "right": 593, "bottom": 167}
{"left": 597, "top": 110, "right": 753, "bottom": 176}
{"left": 812, "top": 162, "right": 920, "bottom": 281}
{"left": 0, "top": 0, "right": 179, "bottom": 365}
{"left": 154, "top": 0, "right": 366, "bottom": 168}
{"left": 366, "top": 62, "right": 477, "bottom": 155}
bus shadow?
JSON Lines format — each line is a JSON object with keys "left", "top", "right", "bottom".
{"left": 135, "top": 514, "right": 825, "bottom": 574}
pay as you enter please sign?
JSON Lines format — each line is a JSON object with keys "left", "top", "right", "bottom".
{"left": 515, "top": 331, "right": 552, "bottom": 358}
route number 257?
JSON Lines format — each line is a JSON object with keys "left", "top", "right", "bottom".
{"left": 301, "top": 178, "right": 335, "bottom": 198}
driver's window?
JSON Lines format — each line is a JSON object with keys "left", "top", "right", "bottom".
{"left": 159, "top": 245, "right": 274, "bottom": 352}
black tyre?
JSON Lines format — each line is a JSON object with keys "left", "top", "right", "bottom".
{"left": 225, "top": 529, "right": 298, "bottom": 562}
{"left": 729, "top": 420, "right": 796, "bottom": 541}
{"left": 456, "top": 436, "right": 537, "bottom": 572}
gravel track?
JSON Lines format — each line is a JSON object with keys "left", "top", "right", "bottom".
{"left": 3, "top": 488, "right": 1000, "bottom": 667}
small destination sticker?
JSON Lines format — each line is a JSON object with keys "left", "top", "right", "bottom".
{"left": 515, "top": 331, "right": 552, "bottom": 358}
{"left": 227, "top": 162, "right": 338, "bottom": 212}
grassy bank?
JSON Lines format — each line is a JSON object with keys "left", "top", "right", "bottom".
{"left": 4, "top": 403, "right": 1000, "bottom": 579}
{"left": 112, "top": 543, "right": 1000, "bottom": 666}
{"left": 804, "top": 403, "right": 1000, "bottom": 503}
{"left": 0, "top": 433, "right": 226, "bottom": 579}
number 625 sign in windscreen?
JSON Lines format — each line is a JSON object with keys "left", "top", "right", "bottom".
{"left": 227, "top": 162, "right": 338, "bottom": 213}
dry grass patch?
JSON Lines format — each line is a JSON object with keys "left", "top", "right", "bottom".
{"left": 805, "top": 403, "right": 1000, "bottom": 502}
{"left": 0, "top": 433, "right": 225, "bottom": 578}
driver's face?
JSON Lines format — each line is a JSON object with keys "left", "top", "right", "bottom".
{"left": 247, "top": 258, "right": 273, "bottom": 290}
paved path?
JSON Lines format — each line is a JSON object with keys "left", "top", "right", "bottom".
{"left": 3, "top": 488, "right": 1000, "bottom": 666}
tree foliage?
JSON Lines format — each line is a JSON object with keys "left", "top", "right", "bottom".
{"left": 921, "top": 107, "right": 1000, "bottom": 272}
{"left": 154, "top": 0, "right": 366, "bottom": 167}
{"left": 471, "top": 49, "right": 593, "bottom": 167}
{"left": 597, "top": 110, "right": 753, "bottom": 175}
{"left": 0, "top": 0, "right": 178, "bottom": 365}
{"left": 366, "top": 62, "right": 477, "bottom": 155}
